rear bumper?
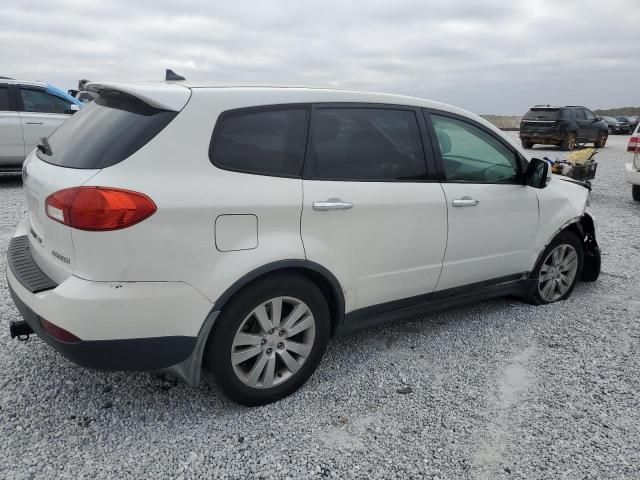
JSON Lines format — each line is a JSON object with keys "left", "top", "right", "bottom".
{"left": 7, "top": 234, "right": 214, "bottom": 375}
{"left": 625, "top": 163, "right": 640, "bottom": 186}
{"left": 519, "top": 133, "right": 563, "bottom": 144}
{"left": 8, "top": 281, "right": 196, "bottom": 371}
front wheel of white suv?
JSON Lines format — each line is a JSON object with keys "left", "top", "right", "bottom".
{"left": 204, "top": 273, "right": 330, "bottom": 406}
{"left": 525, "top": 231, "right": 584, "bottom": 305}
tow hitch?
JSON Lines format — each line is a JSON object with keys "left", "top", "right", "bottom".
{"left": 9, "top": 321, "right": 33, "bottom": 341}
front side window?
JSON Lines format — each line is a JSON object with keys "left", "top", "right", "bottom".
{"left": 210, "top": 109, "right": 308, "bottom": 177}
{"left": 431, "top": 114, "right": 520, "bottom": 183}
{"left": 20, "top": 87, "right": 70, "bottom": 114}
{"left": 576, "top": 109, "right": 587, "bottom": 120}
{"left": 307, "top": 108, "right": 426, "bottom": 181}
{"left": 584, "top": 109, "right": 596, "bottom": 121}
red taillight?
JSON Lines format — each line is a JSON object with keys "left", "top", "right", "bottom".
{"left": 628, "top": 136, "right": 639, "bottom": 152}
{"left": 45, "top": 187, "right": 156, "bottom": 231}
{"left": 40, "top": 318, "right": 81, "bottom": 343}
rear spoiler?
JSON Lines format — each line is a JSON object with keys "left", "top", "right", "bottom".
{"left": 85, "top": 81, "right": 191, "bottom": 112}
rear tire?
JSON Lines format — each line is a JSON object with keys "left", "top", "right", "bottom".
{"left": 561, "top": 132, "right": 577, "bottom": 151}
{"left": 521, "top": 140, "right": 534, "bottom": 149}
{"left": 524, "top": 231, "right": 584, "bottom": 305}
{"left": 594, "top": 132, "right": 608, "bottom": 148}
{"left": 204, "top": 273, "right": 330, "bottom": 406}
{"left": 633, "top": 185, "right": 640, "bottom": 202}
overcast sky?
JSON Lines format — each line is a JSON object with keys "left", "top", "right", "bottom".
{"left": 1, "top": 0, "right": 638, "bottom": 114}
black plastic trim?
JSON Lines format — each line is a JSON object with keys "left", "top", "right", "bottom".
{"left": 8, "top": 236, "right": 58, "bottom": 293}
{"left": 9, "top": 282, "right": 196, "bottom": 371}
{"left": 339, "top": 274, "right": 529, "bottom": 335}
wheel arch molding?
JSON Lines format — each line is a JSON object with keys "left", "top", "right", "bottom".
{"left": 212, "top": 260, "right": 346, "bottom": 337}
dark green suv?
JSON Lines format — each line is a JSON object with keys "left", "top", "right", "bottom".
{"left": 519, "top": 105, "right": 609, "bottom": 150}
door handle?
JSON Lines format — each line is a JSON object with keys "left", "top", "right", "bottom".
{"left": 26, "top": 121, "right": 43, "bottom": 125}
{"left": 312, "top": 199, "right": 353, "bottom": 211}
{"left": 452, "top": 196, "right": 479, "bottom": 207}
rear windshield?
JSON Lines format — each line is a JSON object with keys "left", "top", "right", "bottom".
{"left": 37, "top": 91, "right": 177, "bottom": 169}
{"left": 523, "top": 109, "right": 559, "bottom": 120}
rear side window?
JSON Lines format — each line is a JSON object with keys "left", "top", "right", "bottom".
{"left": 20, "top": 87, "right": 70, "bottom": 114}
{"left": 559, "top": 109, "right": 572, "bottom": 120}
{"left": 0, "top": 86, "right": 10, "bottom": 111}
{"left": 39, "top": 91, "right": 177, "bottom": 169}
{"left": 307, "top": 108, "right": 426, "bottom": 181}
{"left": 210, "top": 109, "right": 308, "bottom": 177}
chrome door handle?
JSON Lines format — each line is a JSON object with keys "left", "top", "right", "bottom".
{"left": 313, "top": 199, "right": 353, "bottom": 211}
{"left": 26, "top": 121, "right": 43, "bottom": 125}
{"left": 452, "top": 196, "right": 479, "bottom": 207}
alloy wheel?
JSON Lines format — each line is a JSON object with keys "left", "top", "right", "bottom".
{"left": 231, "top": 296, "right": 316, "bottom": 389}
{"left": 537, "top": 244, "right": 579, "bottom": 302}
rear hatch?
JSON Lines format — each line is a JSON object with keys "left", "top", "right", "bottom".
{"left": 22, "top": 83, "right": 188, "bottom": 284}
{"left": 520, "top": 108, "right": 560, "bottom": 134}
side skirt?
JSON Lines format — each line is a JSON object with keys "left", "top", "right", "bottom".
{"left": 337, "top": 275, "right": 534, "bottom": 336}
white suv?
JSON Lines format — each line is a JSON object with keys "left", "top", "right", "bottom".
{"left": 7, "top": 82, "right": 601, "bottom": 405}
{"left": 626, "top": 123, "right": 640, "bottom": 201}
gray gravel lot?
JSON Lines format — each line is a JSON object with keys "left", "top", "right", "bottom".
{"left": 1, "top": 133, "right": 639, "bottom": 480}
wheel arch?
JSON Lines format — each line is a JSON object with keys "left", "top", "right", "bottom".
{"left": 532, "top": 213, "right": 601, "bottom": 282}
{"left": 212, "top": 260, "right": 346, "bottom": 338}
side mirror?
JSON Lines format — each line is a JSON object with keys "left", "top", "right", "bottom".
{"left": 526, "top": 158, "right": 551, "bottom": 189}
{"left": 65, "top": 104, "right": 80, "bottom": 115}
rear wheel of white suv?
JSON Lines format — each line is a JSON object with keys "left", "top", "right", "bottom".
{"left": 525, "top": 231, "right": 584, "bottom": 305}
{"left": 205, "top": 273, "right": 330, "bottom": 406}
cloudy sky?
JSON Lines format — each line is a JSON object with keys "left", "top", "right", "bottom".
{"left": 1, "top": 0, "right": 638, "bottom": 114}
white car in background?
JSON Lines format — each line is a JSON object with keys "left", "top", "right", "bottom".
{"left": 7, "top": 82, "right": 601, "bottom": 405}
{"left": 0, "top": 78, "right": 82, "bottom": 171}
{"left": 626, "top": 123, "right": 640, "bottom": 201}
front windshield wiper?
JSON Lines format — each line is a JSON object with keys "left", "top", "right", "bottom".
{"left": 36, "top": 137, "right": 52, "bottom": 156}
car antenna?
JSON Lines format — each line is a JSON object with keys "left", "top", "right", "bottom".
{"left": 165, "top": 69, "right": 186, "bottom": 81}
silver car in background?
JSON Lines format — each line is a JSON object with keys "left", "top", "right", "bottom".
{"left": 0, "top": 78, "right": 82, "bottom": 172}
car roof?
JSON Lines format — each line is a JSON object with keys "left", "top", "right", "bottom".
{"left": 0, "top": 79, "right": 47, "bottom": 88}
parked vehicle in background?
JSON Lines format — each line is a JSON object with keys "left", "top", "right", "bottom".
{"left": 0, "top": 78, "right": 83, "bottom": 171}
{"left": 626, "top": 123, "right": 640, "bottom": 201}
{"left": 7, "top": 83, "right": 601, "bottom": 405}
{"left": 601, "top": 116, "right": 630, "bottom": 134}
{"left": 519, "top": 105, "right": 609, "bottom": 150}
{"left": 617, "top": 115, "right": 639, "bottom": 133}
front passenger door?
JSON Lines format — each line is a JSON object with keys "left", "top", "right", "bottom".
{"left": 427, "top": 111, "right": 539, "bottom": 292}
{"left": 18, "top": 86, "right": 72, "bottom": 155}
{"left": 0, "top": 84, "right": 25, "bottom": 167}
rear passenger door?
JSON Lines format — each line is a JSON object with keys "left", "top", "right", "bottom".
{"left": 426, "top": 111, "right": 539, "bottom": 291}
{"left": 301, "top": 105, "right": 448, "bottom": 313}
{"left": 0, "top": 83, "right": 25, "bottom": 167}
{"left": 17, "top": 85, "right": 73, "bottom": 155}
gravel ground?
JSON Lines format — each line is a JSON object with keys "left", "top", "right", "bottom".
{"left": 1, "top": 134, "right": 639, "bottom": 480}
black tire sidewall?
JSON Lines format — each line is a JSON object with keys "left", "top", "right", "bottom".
{"left": 205, "top": 274, "right": 331, "bottom": 406}
{"left": 632, "top": 184, "right": 640, "bottom": 202}
{"left": 528, "top": 231, "right": 584, "bottom": 305}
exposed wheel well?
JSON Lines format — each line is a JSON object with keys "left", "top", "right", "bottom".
{"left": 558, "top": 215, "right": 601, "bottom": 282}
{"left": 212, "top": 263, "right": 344, "bottom": 337}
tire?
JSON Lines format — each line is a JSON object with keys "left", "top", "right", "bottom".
{"left": 633, "top": 184, "right": 640, "bottom": 202}
{"left": 521, "top": 140, "right": 534, "bottom": 149}
{"left": 204, "top": 273, "right": 331, "bottom": 406}
{"left": 594, "top": 132, "right": 608, "bottom": 148}
{"left": 524, "top": 230, "right": 584, "bottom": 305}
{"left": 560, "top": 132, "right": 577, "bottom": 151}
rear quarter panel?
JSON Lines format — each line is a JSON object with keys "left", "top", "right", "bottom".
{"left": 73, "top": 88, "right": 306, "bottom": 304}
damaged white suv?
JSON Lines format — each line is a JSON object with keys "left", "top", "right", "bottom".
{"left": 7, "top": 82, "right": 601, "bottom": 405}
